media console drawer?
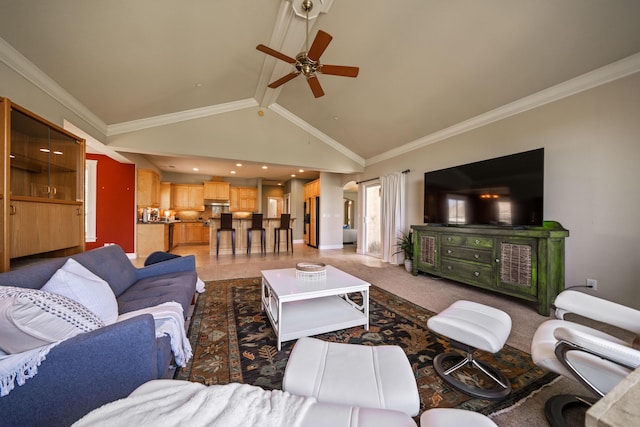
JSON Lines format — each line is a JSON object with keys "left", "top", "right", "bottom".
{"left": 441, "top": 245, "right": 493, "bottom": 264}
{"left": 411, "top": 222, "right": 569, "bottom": 316}
{"left": 443, "top": 234, "right": 493, "bottom": 249}
{"left": 441, "top": 258, "right": 494, "bottom": 287}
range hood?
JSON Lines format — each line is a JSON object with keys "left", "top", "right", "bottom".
{"left": 204, "top": 199, "right": 229, "bottom": 206}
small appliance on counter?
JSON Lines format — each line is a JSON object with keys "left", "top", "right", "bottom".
{"left": 141, "top": 208, "right": 160, "bottom": 223}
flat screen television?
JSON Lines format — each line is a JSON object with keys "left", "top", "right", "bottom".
{"left": 423, "top": 148, "right": 544, "bottom": 227}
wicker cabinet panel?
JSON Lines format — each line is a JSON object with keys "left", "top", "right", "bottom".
{"left": 414, "top": 232, "right": 439, "bottom": 274}
{"left": 496, "top": 238, "right": 538, "bottom": 296}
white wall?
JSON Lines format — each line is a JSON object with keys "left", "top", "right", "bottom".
{"left": 105, "top": 106, "right": 364, "bottom": 175}
{"left": 360, "top": 72, "right": 640, "bottom": 308}
{"left": 318, "top": 172, "right": 345, "bottom": 250}
{"left": 286, "top": 179, "right": 306, "bottom": 241}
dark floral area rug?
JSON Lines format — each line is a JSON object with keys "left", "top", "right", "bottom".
{"left": 175, "top": 277, "right": 556, "bottom": 417}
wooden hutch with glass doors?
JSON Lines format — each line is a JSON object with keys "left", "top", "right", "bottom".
{"left": 0, "top": 97, "right": 85, "bottom": 272}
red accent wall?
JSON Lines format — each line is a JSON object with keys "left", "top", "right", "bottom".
{"left": 86, "top": 154, "right": 135, "bottom": 252}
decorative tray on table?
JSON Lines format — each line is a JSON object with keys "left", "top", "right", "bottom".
{"left": 295, "top": 262, "right": 327, "bottom": 280}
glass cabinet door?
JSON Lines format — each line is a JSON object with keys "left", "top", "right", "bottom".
{"left": 10, "top": 107, "right": 81, "bottom": 201}
{"left": 48, "top": 127, "right": 82, "bottom": 201}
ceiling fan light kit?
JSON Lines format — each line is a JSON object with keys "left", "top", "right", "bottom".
{"left": 256, "top": 0, "right": 359, "bottom": 98}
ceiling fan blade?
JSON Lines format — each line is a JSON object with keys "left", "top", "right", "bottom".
{"left": 267, "top": 72, "right": 300, "bottom": 89}
{"left": 319, "top": 64, "right": 360, "bottom": 78}
{"left": 307, "top": 75, "right": 325, "bottom": 98}
{"left": 307, "top": 30, "right": 333, "bottom": 62}
{"left": 256, "top": 44, "right": 296, "bottom": 64}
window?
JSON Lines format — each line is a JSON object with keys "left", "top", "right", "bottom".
{"left": 447, "top": 195, "right": 467, "bottom": 224}
{"left": 498, "top": 200, "right": 512, "bottom": 225}
{"left": 85, "top": 159, "right": 97, "bottom": 242}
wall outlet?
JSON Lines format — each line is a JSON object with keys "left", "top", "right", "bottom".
{"left": 586, "top": 278, "right": 598, "bottom": 291}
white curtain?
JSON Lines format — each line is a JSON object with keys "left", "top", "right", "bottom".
{"left": 380, "top": 172, "right": 405, "bottom": 264}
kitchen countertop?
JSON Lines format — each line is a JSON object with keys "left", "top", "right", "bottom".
{"left": 207, "top": 217, "right": 294, "bottom": 220}
{"left": 137, "top": 219, "right": 205, "bottom": 224}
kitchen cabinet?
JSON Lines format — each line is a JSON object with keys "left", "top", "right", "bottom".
{"left": 137, "top": 169, "right": 160, "bottom": 207}
{"left": 1, "top": 97, "right": 85, "bottom": 271}
{"left": 229, "top": 186, "right": 257, "bottom": 212}
{"left": 411, "top": 221, "right": 568, "bottom": 315}
{"left": 160, "top": 182, "right": 172, "bottom": 210}
{"left": 171, "top": 184, "right": 204, "bottom": 211}
{"left": 203, "top": 181, "right": 230, "bottom": 200}
{"left": 174, "top": 222, "right": 209, "bottom": 245}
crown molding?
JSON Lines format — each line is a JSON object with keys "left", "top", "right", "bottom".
{"left": 106, "top": 98, "right": 258, "bottom": 136}
{"left": 0, "top": 37, "right": 108, "bottom": 135}
{"left": 367, "top": 52, "right": 640, "bottom": 166}
{"left": 269, "top": 103, "right": 365, "bottom": 167}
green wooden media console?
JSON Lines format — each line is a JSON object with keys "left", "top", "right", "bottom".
{"left": 410, "top": 221, "right": 569, "bottom": 315}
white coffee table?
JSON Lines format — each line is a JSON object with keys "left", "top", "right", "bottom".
{"left": 261, "top": 266, "right": 370, "bottom": 350}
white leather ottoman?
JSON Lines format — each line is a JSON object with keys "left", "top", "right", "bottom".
{"left": 420, "top": 408, "right": 497, "bottom": 427}
{"left": 283, "top": 337, "right": 420, "bottom": 416}
{"left": 427, "top": 300, "right": 512, "bottom": 400}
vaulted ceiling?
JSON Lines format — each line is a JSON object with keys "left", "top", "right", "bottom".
{"left": 1, "top": 0, "right": 639, "bottom": 181}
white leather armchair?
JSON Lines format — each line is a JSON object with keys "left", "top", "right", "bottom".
{"left": 531, "top": 290, "right": 640, "bottom": 425}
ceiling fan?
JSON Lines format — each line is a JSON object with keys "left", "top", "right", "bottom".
{"left": 256, "top": 0, "right": 359, "bottom": 98}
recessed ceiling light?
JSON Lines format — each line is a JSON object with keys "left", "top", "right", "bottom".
{"left": 236, "top": 163, "right": 242, "bottom": 167}
{"left": 193, "top": 167, "right": 199, "bottom": 171}
{"left": 291, "top": 174, "right": 296, "bottom": 177}
{"left": 299, "top": 169, "right": 304, "bottom": 173}
{"left": 262, "top": 166, "right": 268, "bottom": 169}
{"left": 230, "top": 171, "right": 236, "bottom": 174}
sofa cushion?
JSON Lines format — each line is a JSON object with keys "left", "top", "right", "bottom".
{"left": 70, "top": 245, "right": 139, "bottom": 297}
{"left": 117, "top": 270, "right": 197, "bottom": 317}
{"left": 0, "top": 286, "right": 105, "bottom": 354}
{"left": 42, "top": 259, "right": 119, "bottom": 325}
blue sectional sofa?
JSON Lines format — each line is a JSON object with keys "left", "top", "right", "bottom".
{"left": 0, "top": 245, "right": 198, "bottom": 426}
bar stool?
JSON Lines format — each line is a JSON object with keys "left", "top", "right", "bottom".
{"left": 216, "top": 213, "right": 235, "bottom": 256}
{"left": 246, "top": 213, "right": 266, "bottom": 254}
{"left": 273, "top": 213, "right": 293, "bottom": 253}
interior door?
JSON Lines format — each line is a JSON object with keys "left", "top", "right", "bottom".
{"left": 363, "top": 183, "right": 381, "bottom": 257}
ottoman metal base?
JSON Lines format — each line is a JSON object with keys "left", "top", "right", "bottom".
{"left": 433, "top": 349, "right": 511, "bottom": 400}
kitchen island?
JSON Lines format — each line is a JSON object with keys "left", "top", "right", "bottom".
{"left": 136, "top": 222, "right": 171, "bottom": 257}
{"left": 208, "top": 216, "right": 295, "bottom": 255}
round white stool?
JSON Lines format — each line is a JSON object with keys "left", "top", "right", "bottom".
{"left": 427, "top": 300, "right": 512, "bottom": 400}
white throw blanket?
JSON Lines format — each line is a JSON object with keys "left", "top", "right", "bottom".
{"left": 0, "top": 342, "right": 58, "bottom": 397}
{"left": 72, "top": 380, "right": 316, "bottom": 427}
{"left": 196, "top": 277, "right": 206, "bottom": 293}
{"left": 117, "top": 302, "right": 192, "bottom": 367}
